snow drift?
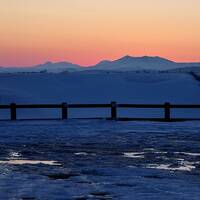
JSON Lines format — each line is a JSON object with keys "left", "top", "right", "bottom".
{"left": 0, "top": 71, "right": 200, "bottom": 119}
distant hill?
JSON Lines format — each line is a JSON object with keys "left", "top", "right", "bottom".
{"left": 91, "top": 55, "right": 200, "bottom": 71}
{"left": 0, "top": 55, "right": 200, "bottom": 73}
{"left": 0, "top": 61, "right": 83, "bottom": 73}
{"left": 34, "top": 61, "right": 83, "bottom": 72}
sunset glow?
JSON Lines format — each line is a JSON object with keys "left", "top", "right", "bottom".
{"left": 1, "top": 0, "right": 200, "bottom": 66}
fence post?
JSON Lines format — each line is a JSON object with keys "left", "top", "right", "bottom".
{"left": 10, "top": 103, "right": 17, "bottom": 120}
{"left": 111, "top": 101, "right": 117, "bottom": 120}
{"left": 164, "top": 102, "right": 171, "bottom": 121}
{"left": 62, "top": 103, "right": 68, "bottom": 119}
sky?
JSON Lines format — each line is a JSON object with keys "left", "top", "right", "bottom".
{"left": 0, "top": 0, "right": 200, "bottom": 67}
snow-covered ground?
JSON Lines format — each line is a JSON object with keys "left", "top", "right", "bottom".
{"left": 0, "top": 71, "right": 200, "bottom": 119}
{"left": 0, "top": 71, "right": 200, "bottom": 199}
{"left": 1, "top": 71, "right": 200, "bottom": 104}
{"left": 0, "top": 120, "right": 200, "bottom": 199}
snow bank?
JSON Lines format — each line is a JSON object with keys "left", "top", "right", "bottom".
{"left": 0, "top": 71, "right": 200, "bottom": 119}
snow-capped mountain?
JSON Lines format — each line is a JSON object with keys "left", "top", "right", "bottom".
{"left": 34, "top": 61, "right": 84, "bottom": 72}
{"left": 0, "top": 61, "right": 83, "bottom": 73}
{"left": 0, "top": 55, "right": 200, "bottom": 73}
{"left": 91, "top": 55, "right": 200, "bottom": 71}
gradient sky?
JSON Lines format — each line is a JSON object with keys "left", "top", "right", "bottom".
{"left": 0, "top": 0, "right": 200, "bottom": 66}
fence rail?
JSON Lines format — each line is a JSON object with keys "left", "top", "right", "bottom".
{"left": 0, "top": 102, "right": 200, "bottom": 121}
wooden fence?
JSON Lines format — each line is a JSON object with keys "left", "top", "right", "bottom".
{"left": 0, "top": 102, "right": 200, "bottom": 121}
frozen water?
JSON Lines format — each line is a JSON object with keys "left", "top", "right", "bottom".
{"left": 123, "top": 152, "right": 145, "bottom": 158}
{"left": 0, "top": 120, "right": 200, "bottom": 199}
{"left": 0, "top": 160, "right": 60, "bottom": 166}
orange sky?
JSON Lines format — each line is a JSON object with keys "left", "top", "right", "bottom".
{"left": 0, "top": 0, "right": 200, "bottom": 66}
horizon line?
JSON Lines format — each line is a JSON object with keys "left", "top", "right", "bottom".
{"left": 1, "top": 55, "right": 200, "bottom": 68}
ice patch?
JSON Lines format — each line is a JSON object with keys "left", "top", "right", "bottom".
{"left": 143, "top": 149, "right": 167, "bottom": 154}
{"left": 144, "top": 148, "right": 155, "bottom": 151}
{"left": 176, "top": 158, "right": 185, "bottom": 161}
{"left": 146, "top": 163, "right": 196, "bottom": 172}
{"left": 74, "top": 152, "right": 89, "bottom": 156}
{"left": 9, "top": 152, "right": 21, "bottom": 158}
{"left": 175, "top": 152, "right": 200, "bottom": 156}
{"left": 155, "top": 156, "right": 170, "bottom": 160}
{"left": 0, "top": 160, "right": 61, "bottom": 166}
{"left": 74, "top": 152, "right": 96, "bottom": 156}
{"left": 123, "top": 152, "right": 145, "bottom": 158}
{"left": 153, "top": 151, "right": 168, "bottom": 154}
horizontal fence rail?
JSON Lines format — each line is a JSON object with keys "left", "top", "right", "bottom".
{"left": 0, "top": 102, "right": 200, "bottom": 121}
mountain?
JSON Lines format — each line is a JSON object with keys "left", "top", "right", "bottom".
{"left": 0, "top": 61, "right": 83, "bottom": 73}
{"left": 34, "top": 61, "right": 83, "bottom": 72}
{"left": 91, "top": 55, "right": 200, "bottom": 71}
{"left": 0, "top": 55, "right": 200, "bottom": 73}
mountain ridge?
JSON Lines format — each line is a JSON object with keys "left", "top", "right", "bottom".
{"left": 0, "top": 55, "right": 200, "bottom": 73}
